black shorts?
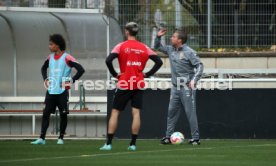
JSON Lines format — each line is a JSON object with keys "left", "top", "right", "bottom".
{"left": 112, "top": 89, "right": 143, "bottom": 111}
{"left": 44, "top": 90, "right": 69, "bottom": 115}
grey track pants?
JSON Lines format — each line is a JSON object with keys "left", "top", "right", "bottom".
{"left": 165, "top": 86, "right": 200, "bottom": 140}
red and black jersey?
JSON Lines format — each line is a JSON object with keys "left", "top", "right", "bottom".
{"left": 111, "top": 40, "right": 157, "bottom": 90}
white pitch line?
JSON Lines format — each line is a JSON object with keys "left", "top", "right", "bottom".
{"left": 0, "top": 144, "right": 276, "bottom": 163}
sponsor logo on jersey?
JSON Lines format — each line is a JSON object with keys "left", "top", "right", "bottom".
{"left": 127, "top": 61, "right": 142, "bottom": 66}
{"left": 124, "top": 47, "right": 145, "bottom": 54}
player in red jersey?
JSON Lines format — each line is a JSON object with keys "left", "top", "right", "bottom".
{"left": 100, "top": 22, "right": 163, "bottom": 151}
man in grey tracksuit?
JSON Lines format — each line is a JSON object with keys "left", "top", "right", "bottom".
{"left": 154, "top": 28, "right": 203, "bottom": 145}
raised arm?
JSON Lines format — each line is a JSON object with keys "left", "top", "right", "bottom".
{"left": 154, "top": 29, "right": 169, "bottom": 55}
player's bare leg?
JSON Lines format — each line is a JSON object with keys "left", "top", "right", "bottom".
{"left": 108, "top": 109, "right": 120, "bottom": 134}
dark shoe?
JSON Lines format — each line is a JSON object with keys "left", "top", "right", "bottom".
{"left": 160, "top": 137, "right": 171, "bottom": 145}
{"left": 189, "top": 139, "right": 200, "bottom": 145}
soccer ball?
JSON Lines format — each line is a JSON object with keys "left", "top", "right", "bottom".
{"left": 170, "top": 132, "right": 185, "bottom": 145}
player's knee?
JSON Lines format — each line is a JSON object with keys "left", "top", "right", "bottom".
{"left": 132, "top": 112, "right": 140, "bottom": 119}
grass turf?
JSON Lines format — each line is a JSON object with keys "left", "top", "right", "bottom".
{"left": 0, "top": 139, "right": 276, "bottom": 166}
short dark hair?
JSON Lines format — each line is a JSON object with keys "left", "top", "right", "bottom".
{"left": 49, "top": 34, "right": 66, "bottom": 51}
{"left": 125, "top": 22, "right": 139, "bottom": 36}
{"left": 174, "top": 28, "right": 188, "bottom": 44}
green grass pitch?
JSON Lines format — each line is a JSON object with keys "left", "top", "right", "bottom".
{"left": 0, "top": 139, "right": 276, "bottom": 166}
